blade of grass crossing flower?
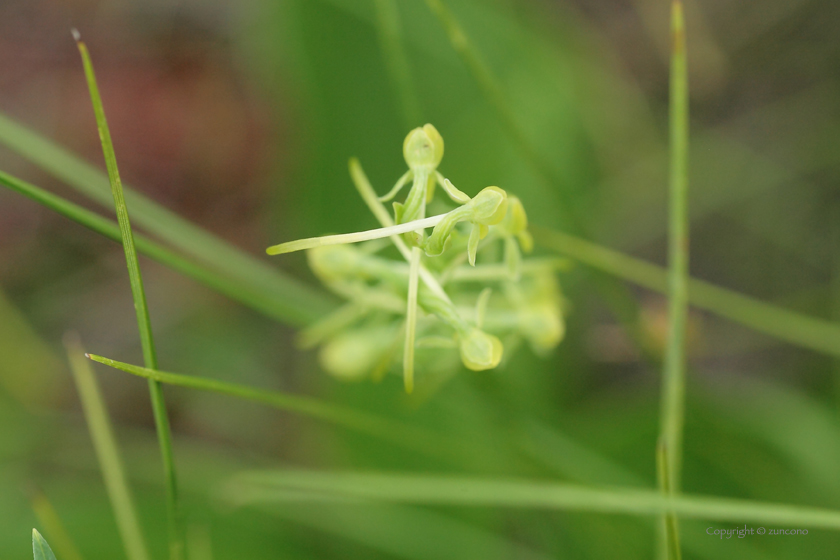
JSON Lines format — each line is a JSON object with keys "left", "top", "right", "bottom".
{"left": 64, "top": 334, "right": 151, "bottom": 560}
{"left": 32, "top": 529, "right": 57, "bottom": 560}
{"left": 0, "top": 170, "right": 333, "bottom": 325}
{"left": 373, "top": 0, "right": 422, "bottom": 129}
{"left": 658, "top": 4, "right": 688, "bottom": 556}
{"left": 75, "top": 33, "right": 183, "bottom": 560}
{"left": 224, "top": 470, "right": 840, "bottom": 530}
{"left": 404, "top": 247, "right": 421, "bottom": 393}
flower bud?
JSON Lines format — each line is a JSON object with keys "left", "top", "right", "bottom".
{"left": 459, "top": 328, "right": 503, "bottom": 371}
{"left": 403, "top": 124, "right": 444, "bottom": 170}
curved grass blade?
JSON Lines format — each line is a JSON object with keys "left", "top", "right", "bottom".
{"left": 0, "top": 170, "right": 331, "bottom": 325}
{"left": 0, "top": 116, "right": 329, "bottom": 327}
{"left": 32, "top": 529, "right": 57, "bottom": 560}
{"left": 85, "top": 354, "right": 465, "bottom": 461}
{"left": 65, "top": 334, "right": 151, "bottom": 560}
{"left": 225, "top": 470, "right": 840, "bottom": 530}
{"left": 532, "top": 225, "right": 840, "bottom": 358}
{"left": 75, "top": 33, "right": 182, "bottom": 560}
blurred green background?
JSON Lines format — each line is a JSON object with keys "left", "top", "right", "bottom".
{"left": 1, "top": 0, "right": 840, "bottom": 558}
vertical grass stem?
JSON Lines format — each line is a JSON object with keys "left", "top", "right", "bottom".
{"left": 658, "top": 2, "right": 688, "bottom": 557}
{"left": 75, "top": 32, "right": 183, "bottom": 560}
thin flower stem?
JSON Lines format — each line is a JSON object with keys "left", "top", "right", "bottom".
{"left": 75, "top": 34, "right": 183, "bottom": 560}
{"left": 266, "top": 213, "right": 446, "bottom": 255}
{"left": 404, "top": 247, "right": 421, "bottom": 393}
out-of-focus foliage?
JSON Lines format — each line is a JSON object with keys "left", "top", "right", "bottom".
{"left": 1, "top": 0, "right": 840, "bottom": 558}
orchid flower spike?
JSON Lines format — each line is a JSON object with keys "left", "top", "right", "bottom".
{"left": 266, "top": 124, "right": 565, "bottom": 393}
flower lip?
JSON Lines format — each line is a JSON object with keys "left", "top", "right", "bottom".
{"left": 470, "top": 187, "right": 509, "bottom": 226}
{"left": 403, "top": 124, "right": 444, "bottom": 169}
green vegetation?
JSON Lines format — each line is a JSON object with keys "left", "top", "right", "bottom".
{"left": 1, "top": 1, "right": 838, "bottom": 559}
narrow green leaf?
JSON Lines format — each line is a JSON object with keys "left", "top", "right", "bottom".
{"left": 532, "top": 226, "right": 840, "bottom": 358}
{"left": 224, "top": 470, "right": 840, "bottom": 530}
{"left": 75, "top": 34, "right": 182, "bottom": 560}
{"left": 65, "top": 335, "right": 151, "bottom": 560}
{"left": 32, "top": 529, "right": 57, "bottom": 560}
{"left": 85, "top": 353, "right": 463, "bottom": 461}
{"left": 0, "top": 114, "right": 330, "bottom": 327}
{"left": 0, "top": 170, "right": 329, "bottom": 325}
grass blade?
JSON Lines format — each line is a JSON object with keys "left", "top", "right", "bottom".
{"left": 74, "top": 33, "right": 182, "bottom": 560}
{"left": 32, "top": 529, "right": 57, "bottom": 560}
{"left": 224, "top": 470, "right": 840, "bottom": 530}
{"left": 0, "top": 117, "right": 330, "bottom": 327}
{"left": 422, "top": 0, "right": 576, "bottom": 227}
{"left": 0, "top": 170, "right": 332, "bottom": 324}
{"left": 531, "top": 226, "right": 840, "bottom": 358}
{"left": 64, "top": 334, "right": 151, "bottom": 560}
{"left": 85, "top": 353, "right": 462, "bottom": 461}
{"left": 658, "top": 2, "right": 688, "bottom": 557}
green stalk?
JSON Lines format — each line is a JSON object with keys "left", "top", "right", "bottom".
{"left": 75, "top": 34, "right": 183, "bottom": 560}
{"left": 373, "top": 0, "right": 422, "bottom": 128}
{"left": 658, "top": 2, "right": 688, "bottom": 557}
{"left": 64, "top": 335, "right": 151, "bottom": 560}
{"left": 0, "top": 170, "right": 333, "bottom": 325}
{"left": 224, "top": 470, "right": 840, "bottom": 530}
